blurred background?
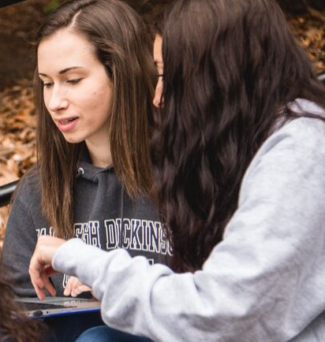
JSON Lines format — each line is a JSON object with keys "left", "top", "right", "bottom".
{"left": 0, "top": 0, "right": 324, "bottom": 242}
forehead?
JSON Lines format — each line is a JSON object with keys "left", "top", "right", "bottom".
{"left": 37, "top": 29, "right": 98, "bottom": 72}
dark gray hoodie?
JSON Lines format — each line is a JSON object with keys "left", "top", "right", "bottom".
{"left": 2, "top": 153, "right": 171, "bottom": 297}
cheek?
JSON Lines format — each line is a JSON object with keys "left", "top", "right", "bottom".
{"left": 99, "top": 85, "right": 113, "bottom": 110}
{"left": 157, "top": 78, "right": 163, "bottom": 93}
{"left": 89, "top": 88, "right": 112, "bottom": 117}
{"left": 83, "top": 75, "right": 113, "bottom": 115}
{"left": 153, "top": 78, "right": 164, "bottom": 108}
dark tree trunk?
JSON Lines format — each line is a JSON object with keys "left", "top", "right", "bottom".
{"left": 0, "top": 0, "right": 25, "bottom": 9}
{"left": 277, "top": 0, "right": 325, "bottom": 13}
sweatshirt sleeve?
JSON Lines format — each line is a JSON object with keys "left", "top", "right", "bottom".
{"left": 53, "top": 117, "right": 325, "bottom": 342}
{"left": 2, "top": 197, "right": 38, "bottom": 297}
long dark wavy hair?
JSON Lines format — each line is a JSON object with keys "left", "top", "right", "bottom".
{"left": 152, "top": 0, "right": 325, "bottom": 272}
{"left": 33, "top": 0, "right": 155, "bottom": 238}
{"left": 0, "top": 254, "right": 42, "bottom": 342}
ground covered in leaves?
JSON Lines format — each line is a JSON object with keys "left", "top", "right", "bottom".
{"left": 0, "top": 2, "right": 325, "bottom": 241}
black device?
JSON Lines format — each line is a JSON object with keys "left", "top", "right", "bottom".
{"left": 0, "top": 0, "right": 26, "bottom": 9}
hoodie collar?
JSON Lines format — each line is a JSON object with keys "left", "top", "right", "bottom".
{"left": 76, "top": 144, "right": 114, "bottom": 182}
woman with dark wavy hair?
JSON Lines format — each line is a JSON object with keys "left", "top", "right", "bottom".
{"left": 152, "top": 0, "right": 325, "bottom": 273}
{"left": 29, "top": 0, "right": 325, "bottom": 341}
{"left": 0, "top": 256, "right": 42, "bottom": 342}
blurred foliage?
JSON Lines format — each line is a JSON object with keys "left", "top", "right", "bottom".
{"left": 44, "top": 0, "right": 65, "bottom": 14}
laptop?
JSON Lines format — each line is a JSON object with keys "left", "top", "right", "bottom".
{"left": 17, "top": 296, "right": 101, "bottom": 318}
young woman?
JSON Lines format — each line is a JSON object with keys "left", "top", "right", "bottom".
{"left": 141, "top": 1, "right": 166, "bottom": 109}
{"left": 1, "top": 0, "right": 171, "bottom": 299}
{"left": 30, "top": 0, "right": 325, "bottom": 341}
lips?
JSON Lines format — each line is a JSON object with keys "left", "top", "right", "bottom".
{"left": 56, "top": 116, "right": 79, "bottom": 133}
{"left": 58, "top": 116, "right": 78, "bottom": 125}
{"left": 59, "top": 117, "right": 78, "bottom": 125}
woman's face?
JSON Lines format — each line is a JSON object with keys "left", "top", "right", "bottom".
{"left": 38, "top": 29, "right": 113, "bottom": 146}
{"left": 153, "top": 34, "right": 164, "bottom": 108}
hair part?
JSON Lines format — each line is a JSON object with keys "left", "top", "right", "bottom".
{"left": 34, "top": 0, "right": 155, "bottom": 237}
{"left": 152, "top": 0, "right": 325, "bottom": 272}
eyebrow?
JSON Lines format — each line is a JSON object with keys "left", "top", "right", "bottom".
{"left": 39, "top": 66, "right": 84, "bottom": 77}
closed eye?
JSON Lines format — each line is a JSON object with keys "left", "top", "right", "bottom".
{"left": 42, "top": 81, "right": 53, "bottom": 89}
{"left": 67, "top": 78, "right": 82, "bottom": 85}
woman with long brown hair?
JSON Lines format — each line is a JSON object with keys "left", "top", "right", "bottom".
{"left": 2, "top": 0, "right": 171, "bottom": 341}
{"left": 30, "top": 0, "right": 325, "bottom": 341}
{"left": 2, "top": 0, "right": 170, "bottom": 298}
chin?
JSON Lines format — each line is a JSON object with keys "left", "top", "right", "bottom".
{"left": 62, "top": 134, "right": 84, "bottom": 144}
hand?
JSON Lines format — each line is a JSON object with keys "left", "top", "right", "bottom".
{"left": 29, "top": 235, "right": 66, "bottom": 300}
{"left": 64, "top": 276, "right": 92, "bottom": 297}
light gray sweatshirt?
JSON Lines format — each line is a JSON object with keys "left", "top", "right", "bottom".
{"left": 53, "top": 100, "right": 325, "bottom": 342}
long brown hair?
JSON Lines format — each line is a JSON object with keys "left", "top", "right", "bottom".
{"left": 0, "top": 254, "right": 42, "bottom": 342}
{"left": 152, "top": 0, "right": 325, "bottom": 272}
{"left": 34, "top": 0, "right": 155, "bottom": 238}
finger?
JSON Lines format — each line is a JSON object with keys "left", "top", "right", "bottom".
{"left": 30, "top": 274, "right": 46, "bottom": 301}
{"left": 64, "top": 286, "right": 71, "bottom": 297}
{"left": 71, "top": 284, "right": 80, "bottom": 297}
{"left": 64, "top": 276, "right": 76, "bottom": 296}
{"left": 70, "top": 277, "right": 79, "bottom": 289}
{"left": 71, "top": 285, "right": 91, "bottom": 298}
{"left": 63, "top": 279, "right": 71, "bottom": 296}
{"left": 41, "top": 273, "right": 56, "bottom": 297}
{"left": 29, "top": 256, "right": 46, "bottom": 300}
{"left": 78, "top": 285, "right": 92, "bottom": 293}
{"left": 71, "top": 279, "right": 82, "bottom": 297}
{"left": 32, "top": 278, "right": 46, "bottom": 301}
{"left": 71, "top": 289, "right": 79, "bottom": 297}
{"left": 35, "top": 286, "right": 46, "bottom": 301}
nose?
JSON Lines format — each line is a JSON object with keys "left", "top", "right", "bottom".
{"left": 46, "top": 85, "right": 69, "bottom": 113}
{"left": 153, "top": 77, "right": 163, "bottom": 108}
